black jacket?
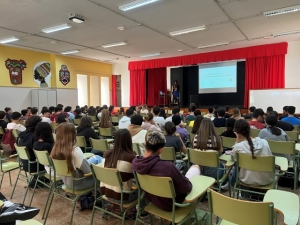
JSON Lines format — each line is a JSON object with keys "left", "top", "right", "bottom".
{"left": 76, "top": 126, "right": 99, "bottom": 147}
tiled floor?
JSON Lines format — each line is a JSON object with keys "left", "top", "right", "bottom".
{"left": 1, "top": 168, "right": 299, "bottom": 225}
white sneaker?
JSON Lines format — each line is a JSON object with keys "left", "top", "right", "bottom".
{"left": 221, "top": 182, "right": 229, "bottom": 190}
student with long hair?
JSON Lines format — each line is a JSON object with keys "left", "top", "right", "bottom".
{"left": 50, "top": 123, "right": 102, "bottom": 190}
{"left": 99, "top": 109, "right": 112, "bottom": 128}
{"left": 141, "top": 113, "right": 161, "bottom": 131}
{"left": 220, "top": 118, "right": 236, "bottom": 138}
{"left": 222, "top": 119, "right": 273, "bottom": 190}
{"left": 231, "top": 107, "right": 244, "bottom": 120}
{"left": 193, "top": 118, "right": 223, "bottom": 179}
{"left": 100, "top": 129, "right": 137, "bottom": 203}
{"left": 191, "top": 115, "right": 204, "bottom": 134}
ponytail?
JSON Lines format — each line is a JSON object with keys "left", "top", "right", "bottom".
{"left": 246, "top": 136, "right": 256, "bottom": 159}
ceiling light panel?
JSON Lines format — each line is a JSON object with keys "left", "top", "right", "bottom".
{"left": 119, "top": 0, "right": 160, "bottom": 11}
{"left": 0, "top": 37, "right": 19, "bottom": 44}
{"left": 42, "top": 23, "right": 72, "bottom": 33}
{"left": 101, "top": 41, "right": 127, "bottom": 48}
{"left": 60, "top": 50, "right": 80, "bottom": 55}
{"left": 264, "top": 5, "right": 300, "bottom": 17}
{"left": 169, "top": 25, "right": 206, "bottom": 36}
{"left": 198, "top": 42, "right": 229, "bottom": 49}
{"left": 140, "top": 52, "right": 161, "bottom": 58}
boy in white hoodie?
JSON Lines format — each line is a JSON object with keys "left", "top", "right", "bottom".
{"left": 118, "top": 109, "right": 134, "bottom": 129}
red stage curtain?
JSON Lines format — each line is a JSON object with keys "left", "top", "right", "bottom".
{"left": 112, "top": 75, "right": 117, "bottom": 106}
{"left": 128, "top": 42, "right": 287, "bottom": 70}
{"left": 130, "top": 69, "right": 146, "bottom": 106}
{"left": 244, "top": 55, "right": 285, "bottom": 108}
{"left": 147, "top": 68, "right": 167, "bottom": 106}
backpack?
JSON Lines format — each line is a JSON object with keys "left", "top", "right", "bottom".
{"left": 1, "top": 129, "right": 15, "bottom": 154}
{"left": 76, "top": 190, "right": 101, "bottom": 211}
{"left": 278, "top": 168, "right": 300, "bottom": 189}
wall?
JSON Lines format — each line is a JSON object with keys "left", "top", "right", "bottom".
{"left": 113, "top": 62, "right": 130, "bottom": 107}
{"left": 285, "top": 40, "right": 300, "bottom": 88}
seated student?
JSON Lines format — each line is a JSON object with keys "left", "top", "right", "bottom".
{"left": 33, "top": 122, "right": 55, "bottom": 174}
{"left": 0, "top": 111, "right": 8, "bottom": 132}
{"left": 191, "top": 115, "right": 204, "bottom": 135}
{"left": 269, "top": 111, "right": 294, "bottom": 131}
{"left": 213, "top": 108, "right": 227, "bottom": 127}
{"left": 140, "top": 104, "right": 149, "bottom": 114}
{"left": 31, "top": 108, "right": 38, "bottom": 116}
{"left": 49, "top": 106, "right": 55, "bottom": 115}
{"left": 18, "top": 116, "right": 43, "bottom": 173}
{"left": 64, "top": 106, "right": 75, "bottom": 121}
{"left": 185, "top": 106, "right": 196, "bottom": 122}
{"left": 244, "top": 106, "right": 256, "bottom": 119}
{"left": 7, "top": 112, "right": 26, "bottom": 132}
{"left": 258, "top": 114, "right": 290, "bottom": 161}
{"left": 76, "top": 117, "right": 99, "bottom": 148}
{"left": 118, "top": 107, "right": 125, "bottom": 117}
{"left": 97, "top": 107, "right": 103, "bottom": 119}
{"left": 213, "top": 104, "right": 219, "bottom": 118}
{"left": 41, "top": 109, "right": 51, "bottom": 124}
{"left": 172, "top": 115, "right": 189, "bottom": 145}
{"left": 100, "top": 129, "right": 137, "bottom": 203}
{"left": 99, "top": 109, "right": 113, "bottom": 128}
{"left": 193, "top": 118, "right": 224, "bottom": 180}
{"left": 282, "top": 106, "right": 300, "bottom": 127}
{"left": 204, "top": 107, "right": 215, "bottom": 121}
{"left": 109, "top": 105, "right": 116, "bottom": 116}
{"left": 229, "top": 119, "right": 273, "bottom": 187}
{"left": 74, "top": 108, "right": 83, "bottom": 119}
{"left": 132, "top": 131, "right": 195, "bottom": 212}
{"left": 164, "top": 121, "right": 187, "bottom": 154}
{"left": 248, "top": 108, "right": 265, "bottom": 129}
{"left": 56, "top": 113, "right": 68, "bottom": 124}
{"left": 231, "top": 107, "right": 244, "bottom": 120}
{"left": 224, "top": 105, "right": 232, "bottom": 119}
{"left": 142, "top": 113, "right": 161, "bottom": 132}
{"left": 188, "top": 110, "right": 201, "bottom": 127}
{"left": 220, "top": 118, "right": 236, "bottom": 138}
{"left": 153, "top": 107, "right": 165, "bottom": 130}
{"left": 119, "top": 109, "right": 134, "bottom": 129}
{"left": 50, "top": 123, "right": 102, "bottom": 191}
{"left": 165, "top": 107, "right": 180, "bottom": 122}
{"left": 266, "top": 106, "right": 273, "bottom": 115}
{"left": 159, "top": 108, "right": 167, "bottom": 119}
{"left": 20, "top": 109, "right": 29, "bottom": 122}
{"left": 50, "top": 107, "right": 63, "bottom": 122}
{"left": 4, "top": 107, "right": 12, "bottom": 122}
{"left": 128, "top": 114, "right": 148, "bottom": 154}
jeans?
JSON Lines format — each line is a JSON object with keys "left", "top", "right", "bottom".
{"left": 230, "top": 163, "right": 237, "bottom": 186}
{"left": 201, "top": 164, "right": 224, "bottom": 180}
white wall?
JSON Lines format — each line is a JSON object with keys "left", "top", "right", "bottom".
{"left": 113, "top": 62, "right": 130, "bottom": 107}
{"left": 285, "top": 40, "right": 300, "bottom": 88}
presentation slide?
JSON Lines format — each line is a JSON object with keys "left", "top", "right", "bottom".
{"left": 199, "top": 61, "right": 237, "bottom": 94}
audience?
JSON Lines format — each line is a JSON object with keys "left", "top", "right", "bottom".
{"left": 97, "top": 107, "right": 104, "bottom": 119}
{"left": 7, "top": 112, "right": 26, "bottom": 132}
{"left": 100, "top": 129, "right": 137, "bottom": 203}
{"left": 132, "top": 131, "right": 193, "bottom": 212}
{"left": 159, "top": 108, "right": 167, "bottom": 119}
{"left": 248, "top": 108, "right": 265, "bottom": 129}
{"left": 128, "top": 115, "right": 147, "bottom": 154}
{"left": 193, "top": 118, "right": 223, "bottom": 180}
{"left": 99, "top": 109, "right": 113, "bottom": 129}
{"left": 31, "top": 108, "right": 38, "bottom": 116}
{"left": 109, "top": 105, "right": 116, "bottom": 116}
{"left": 75, "top": 108, "right": 83, "bottom": 119}
{"left": 166, "top": 107, "right": 180, "bottom": 122}
{"left": 185, "top": 106, "right": 196, "bottom": 122}
{"left": 20, "top": 109, "right": 29, "bottom": 121}
{"left": 119, "top": 109, "right": 134, "bottom": 129}
{"left": 118, "top": 107, "right": 125, "bottom": 117}
{"left": 172, "top": 115, "right": 189, "bottom": 145}
{"left": 0, "top": 111, "right": 8, "bottom": 131}
{"left": 244, "top": 106, "right": 256, "bottom": 119}
{"left": 231, "top": 107, "right": 244, "bottom": 120}
{"left": 140, "top": 104, "right": 149, "bottom": 114}
{"left": 76, "top": 117, "right": 99, "bottom": 148}
{"left": 281, "top": 106, "right": 300, "bottom": 127}
{"left": 224, "top": 105, "right": 232, "bottom": 118}
{"left": 41, "top": 109, "right": 51, "bottom": 124}
{"left": 191, "top": 115, "right": 204, "bottom": 134}
{"left": 50, "top": 107, "right": 63, "bottom": 122}
{"left": 56, "top": 114, "right": 68, "bottom": 124}
{"left": 64, "top": 106, "right": 75, "bottom": 121}
{"left": 188, "top": 110, "right": 201, "bottom": 127}
{"left": 50, "top": 123, "right": 102, "bottom": 191}
{"left": 269, "top": 111, "right": 294, "bottom": 131}
{"left": 213, "top": 108, "right": 227, "bottom": 127}
{"left": 204, "top": 107, "right": 214, "bottom": 120}
{"left": 266, "top": 106, "right": 273, "bottom": 115}
{"left": 164, "top": 121, "right": 186, "bottom": 154}
{"left": 153, "top": 107, "right": 165, "bottom": 130}
{"left": 142, "top": 113, "right": 161, "bottom": 131}
{"left": 4, "top": 107, "right": 12, "bottom": 122}
{"left": 220, "top": 118, "right": 236, "bottom": 138}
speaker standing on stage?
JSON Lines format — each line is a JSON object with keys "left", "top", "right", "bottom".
{"left": 172, "top": 80, "right": 180, "bottom": 104}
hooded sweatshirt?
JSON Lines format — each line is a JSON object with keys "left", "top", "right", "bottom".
{"left": 118, "top": 116, "right": 131, "bottom": 129}
{"left": 141, "top": 122, "right": 161, "bottom": 132}
{"left": 231, "top": 137, "right": 274, "bottom": 186}
{"left": 128, "top": 124, "right": 147, "bottom": 154}
{"left": 132, "top": 154, "right": 192, "bottom": 212}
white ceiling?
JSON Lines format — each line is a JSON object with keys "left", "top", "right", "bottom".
{"left": 0, "top": 0, "right": 300, "bottom": 63}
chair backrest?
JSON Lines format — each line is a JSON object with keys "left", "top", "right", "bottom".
{"left": 34, "top": 150, "right": 51, "bottom": 166}
{"left": 12, "top": 129, "right": 18, "bottom": 139}
{"left": 285, "top": 131, "right": 299, "bottom": 142}
{"left": 207, "top": 188, "right": 274, "bottom": 225}
{"left": 91, "top": 164, "right": 121, "bottom": 187}
{"left": 140, "top": 113, "right": 146, "bottom": 117}
{"left": 111, "top": 117, "right": 119, "bottom": 123}
{"left": 73, "top": 118, "right": 81, "bottom": 126}
{"left": 51, "top": 158, "right": 72, "bottom": 177}
{"left": 237, "top": 153, "right": 275, "bottom": 172}
{"left": 76, "top": 136, "right": 87, "bottom": 148}
{"left": 89, "top": 115, "right": 97, "bottom": 122}
{"left": 89, "top": 138, "right": 109, "bottom": 151}
{"left": 293, "top": 124, "right": 299, "bottom": 131}
{"left": 136, "top": 173, "right": 174, "bottom": 199}
{"left": 189, "top": 133, "right": 195, "bottom": 144}
{"left": 186, "top": 126, "right": 192, "bottom": 133}
{"left": 14, "top": 144, "right": 30, "bottom": 160}
{"left": 52, "top": 133, "right": 56, "bottom": 142}
{"left": 267, "top": 140, "right": 295, "bottom": 155}
{"left": 215, "top": 127, "right": 225, "bottom": 135}
{"left": 167, "top": 110, "right": 172, "bottom": 115}
{"left": 132, "top": 143, "right": 141, "bottom": 155}
{"left": 0, "top": 127, "right": 4, "bottom": 135}
{"left": 187, "top": 148, "right": 219, "bottom": 167}
{"left": 51, "top": 123, "right": 58, "bottom": 131}
{"left": 160, "top": 147, "right": 176, "bottom": 162}
{"left": 99, "top": 127, "right": 113, "bottom": 137}
{"left": 221, "top": 136, "right": 236, "bottom": 149}
{"left": 250, "top": 129, "right": 261, "bottom": 137}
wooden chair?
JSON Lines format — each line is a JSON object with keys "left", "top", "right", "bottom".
{"left": 0, "top": 148, "right": 19, "bottom": 189}
{"left": 215, "top": 127, "right": 225, "bottom": 136}
{"left": 187, "top": 148, "right": 234, "bottom": 196}
{"left": 250, "top": 129, "right": 261, "bottom": 138}
{"left": 160, "top": 147, "right": 176, "bottom": 164}
{"left": 44, "top": 158, "right": 94, "bottom": 225}
{"left": 90, "top": 165, "right": 138, "bottom": 225}
{"left": 207, "top": 188, "right": 275, "bottom": 225}
{"left": 221, "top": 136, "right": 236, "bottom": 149}
{"left": 263, "top": 189, "right": 299, "bottom": 225}
{"left": 132, "top": 143, "right": 141, "bottom": 155}
{"left": 234, "top": 153, "right": 276, "bottom": 199}
{"left": 134, "top": 173, "right": 215, "bottom": 225}
{"left": 267, "top": 140, "right": 298, "bottom": 192}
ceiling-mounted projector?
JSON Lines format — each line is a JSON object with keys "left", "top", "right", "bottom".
{"left": 69, "top": 13, "right": 85, "bottom": 23}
